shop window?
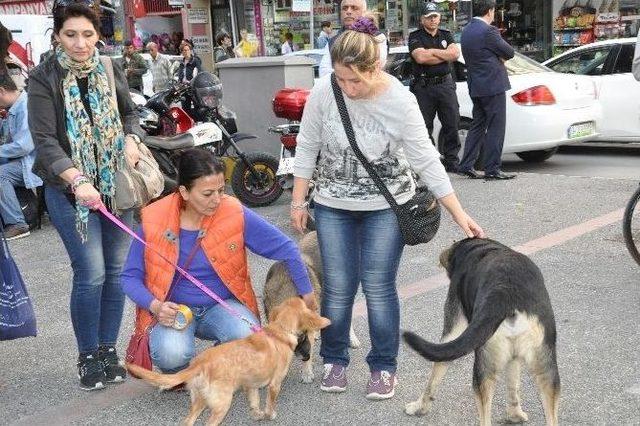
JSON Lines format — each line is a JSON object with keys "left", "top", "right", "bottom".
{"left": 612, "top": 43, "right": 634, "bottom": 74}
{"left": 546, "top": 46, "right": 614, "bottom": 76}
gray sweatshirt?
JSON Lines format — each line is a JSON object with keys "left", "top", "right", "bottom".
{"left": 294, "top": 74, "right": 453, "bottom": 211}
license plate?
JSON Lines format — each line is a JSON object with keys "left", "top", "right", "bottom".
{"left": 276, "top": 157, "right": 295, "bottom": 176}
{"left": 568, "top": 121, "right": 595, "bottom": 139}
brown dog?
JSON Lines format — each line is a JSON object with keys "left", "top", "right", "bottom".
{"left": 127, "top": 297, "right": 330, "bottom": 426}
{"left": 263, "top": 230, "right": 360, "bottom": 383}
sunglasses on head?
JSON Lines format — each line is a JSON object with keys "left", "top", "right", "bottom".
{"left": 52, "top": 0, "right": 102, "bottom": 15}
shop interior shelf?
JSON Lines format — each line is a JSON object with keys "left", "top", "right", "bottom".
{"left": 554, "top": 27, "right": 593, "bottom": 31}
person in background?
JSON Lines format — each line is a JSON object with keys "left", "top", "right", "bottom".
{"left": 408, "top": 2, "right": 461, "bottom": 173}
{"left": 291, "top": 18, "right": 483, "bottom": 400}
{"left": 457, "top": 0, "right": 515, "bottom": 180}
{"left": 177, "top": 41, "right": 201, "bottom": 84}
{"left": 213, "top": 31, "right": 236, "bottom": 65}
{"left": 0, "top": 74, "right": 42, "bottom": 239}
{"left": 316, "top": 21, "right": 334, "bottom": 49}
{"left": 319, "top": 0, "right": 387, "bottom": 77}
{"left": 281, "top": 32, "right": 296, "bottom": 55}
{"left": 122, "top": 39, "right": 147, "bottom": 92}
{"left": 28, "top": 2, "right": 143, "bottom": 391}
{"left": 633, "top": 29, "right": 640, "bottom": 81}
{"left": 234, "top": 29, "right": 257, "bottom": 58}
{"left": 122, "top": 148, "right": 317, "bottom": 373}
{"left": 40, "top": 34, "right": 59, "bottom": 64}
{"left": 146, "top": 41, "right": 174, "bottom": 93}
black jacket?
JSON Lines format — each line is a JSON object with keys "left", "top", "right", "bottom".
{"left": 176, "top": 55, "right": 201, "bottom": 83}
{"left": 27, "top": 55, "right": 144, "bottom": 190}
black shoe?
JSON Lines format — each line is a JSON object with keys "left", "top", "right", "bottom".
{"left": 99, "top": 346, "right": 127, "bottom": 383}
{"left": 78, "top": 352, "right": 106, "bottom": 391}
{"left": 443, "top": 163, "right": 459, "bottom": 173}
{"left": 3, "top": 224, "right": 30, "bottom": 240}
{"left": 457, "top": 169, "right": 483, "bottom": 179}
{"left": 484, "top": 172, "right": 516, "bottom": 181}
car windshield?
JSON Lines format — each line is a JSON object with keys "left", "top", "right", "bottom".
{"left": 505, "top": 53, "right": 550, "bottom": 75}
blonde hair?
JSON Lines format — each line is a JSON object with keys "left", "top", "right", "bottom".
{"left": 331, "top": 31, "right": 378, "bottom": 73}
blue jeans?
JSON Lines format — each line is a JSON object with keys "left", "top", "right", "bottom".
{"left": 44, "top": 185, "right": 134, "bottom": 354}
{"left": 0, "top": 160, "right": 27, "bottom": 226}
{"left": 149, "top": 299, "right": 258, "bottom": 373}
{"left": 315, "top": 204, "right": 404, "bottom": 373}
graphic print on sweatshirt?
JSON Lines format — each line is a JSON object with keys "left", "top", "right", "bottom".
{"left": 315, "top": 109, "right": 413, "bottom": 201}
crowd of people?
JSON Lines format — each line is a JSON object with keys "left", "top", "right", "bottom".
{"left": 6, "top": 0, "right": 626, "bottom": 411}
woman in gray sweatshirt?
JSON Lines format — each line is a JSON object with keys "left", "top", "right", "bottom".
{"left": 290, "top": 19, "right": 484, "bottom": 400}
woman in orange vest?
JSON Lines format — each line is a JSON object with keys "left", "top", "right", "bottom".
{"left": 122, "top": 149, "right": 316, "bottom": 373}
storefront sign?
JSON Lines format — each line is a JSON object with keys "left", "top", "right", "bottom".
{"left": 168, "top": 0, "right": 184, "bottom": 6}
{"left": 191, "top": 36, "right": 211, "bottom": 54}
{"left": 0, "top": 0, "right": 52, "bottom": 15}
{"left": 187, "top": 8, "right": 208, "bottom": 24}
{"left": 254, "top": 0, "right": 264, "bottom": 56}
{"left": 292, "top": 0, "right": 311, "bottom": 12}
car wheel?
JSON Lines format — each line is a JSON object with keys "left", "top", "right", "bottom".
{"left": 515, "top": 147, "right": 558, "bottom": 163}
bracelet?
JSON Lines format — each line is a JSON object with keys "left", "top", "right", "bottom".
{"left": 290, "top": 201, "right": 309, "bottom": 211}
{"left": 71, "top": 176, "right": 91, "bottom": 193}
{"left": 127, "top": 134, "right": 141, "bottom": 145}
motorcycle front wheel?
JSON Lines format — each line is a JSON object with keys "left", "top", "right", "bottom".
{"left": 231, "top": 152, "right": 283, "bottom": 207}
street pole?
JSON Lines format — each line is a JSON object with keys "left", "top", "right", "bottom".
{"left": 309, "top": 0, "right": 314, "bottom": 49}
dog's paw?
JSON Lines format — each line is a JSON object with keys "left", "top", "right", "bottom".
{"left": 250, "top": 409, "right": 265, "bottom": 421}
{"left": 404, "top": 400, "right": 430, "bottom": 416}
{"left": 505, "top": 407, "right": 529, "bottom": 423}
{"left": 300, "top": 369, "right": 315, "bottom": 383}
{"left": 264, "top": 411, "right": 277, "bottom": 421}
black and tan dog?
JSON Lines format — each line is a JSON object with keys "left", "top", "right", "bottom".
{"left": 263, "top": 231, "right": 360, "bottom": 383}
{"left": 403, "top": 238, "right": 560, "bottom": 426}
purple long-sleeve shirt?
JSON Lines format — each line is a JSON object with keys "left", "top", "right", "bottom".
{"left": 121, "top": 206, "right": 313, "bottom": 310}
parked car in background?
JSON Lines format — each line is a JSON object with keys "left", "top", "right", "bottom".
{"left": 284, "top": 49, "right": 324, "bottom": 80}
{"left": 108, "top": 52, "right": 182, "bottom": 98}
{"left": 543, "top": 38, "right": 639, "bottom": 142}
{"left": 386, "top": 46, "right": 602, "bottom": 163}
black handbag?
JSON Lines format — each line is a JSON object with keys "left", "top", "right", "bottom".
{"left": 330, "top": 74, "right": 440, "bottom": 246}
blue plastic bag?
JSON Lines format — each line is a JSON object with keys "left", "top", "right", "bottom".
{"left": 0, "top": 228, "right": 36, "bottom": 341}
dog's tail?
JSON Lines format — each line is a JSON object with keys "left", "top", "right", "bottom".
{"left": 126, "top": 363, "right": 198, "bottom": 390}
{"left": 403, "top": 305, "right": 508, "bottom": 363}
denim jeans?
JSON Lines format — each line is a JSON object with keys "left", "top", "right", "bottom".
{"left": 44, "top": 185, "right": 134, "bottom": 354}
{"left": 314, "top": 204, "right": 404, "bottom": 373}
{"left": 149, "top": 299, "right": 258, "bottom": 373}
{"left": 0, "top": 160, "right": 27, "bottom": 226}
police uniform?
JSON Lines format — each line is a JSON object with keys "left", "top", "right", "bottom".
{"left": 408, "top": 27, "right": 461, "bottom": 172}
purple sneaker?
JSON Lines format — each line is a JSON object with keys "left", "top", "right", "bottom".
{"left": 366, "top": 370, "right": 397, "bottom": 400}
{"left": 320, "top": 364, "right": 347, "bottom": 393}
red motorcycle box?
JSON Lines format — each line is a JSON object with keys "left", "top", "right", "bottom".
{"left": 272, "top": 88, "right": 310, "bottom": 122}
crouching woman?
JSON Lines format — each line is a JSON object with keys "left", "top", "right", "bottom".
{"left": 122, "top": 149, "right": 316, "bottom": 372}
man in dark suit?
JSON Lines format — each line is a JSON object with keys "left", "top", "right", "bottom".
{"left": 458, "top": 0, "right": 515, "bottom": 180}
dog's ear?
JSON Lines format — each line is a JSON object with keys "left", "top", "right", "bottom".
{"left": 268, "top": 304, "right": 284, "bottom": 323}
{"left": 439, "top": 246, "right": 452, "bottom": 270}
{"left": 304, "top": 311, "right": 331, "bottom": 330}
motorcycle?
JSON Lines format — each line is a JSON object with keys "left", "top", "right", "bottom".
{"left": 269, "top": 88, "right": 310, "bottom": 189}
{"left": 141, "top": 73, "right": 283, "bottom": 207}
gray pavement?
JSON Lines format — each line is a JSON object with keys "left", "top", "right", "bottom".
{"left": 1, "top": 170, "right": 639, "bottom": 425}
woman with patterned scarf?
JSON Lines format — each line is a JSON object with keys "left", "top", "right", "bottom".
{"left": 28, "top": 2, "right": 144, "bottom": 391}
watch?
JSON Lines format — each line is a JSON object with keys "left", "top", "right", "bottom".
{"left": 128, "top": 134, "right": 141, "bottom": 145}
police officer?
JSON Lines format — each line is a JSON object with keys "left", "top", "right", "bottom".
{"left": 408, "top": 2, "right": 461, "bottom": 172}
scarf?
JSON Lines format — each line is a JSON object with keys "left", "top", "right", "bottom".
{"left": 57, "top": 47, "right": 125, "bottom": 241}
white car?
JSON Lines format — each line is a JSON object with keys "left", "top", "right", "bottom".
{"left": 542, "top": 38, "right": 639, "bottom": 142}
{"left": 285, "top": 49, "right": 325, "bottom": 80}
{"left": 387, "top": 46, "right": 602, "bottom": 163}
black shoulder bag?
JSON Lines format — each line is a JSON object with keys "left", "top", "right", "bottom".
{"left": 330, "top": 73, "right": 441, "bottom": 246}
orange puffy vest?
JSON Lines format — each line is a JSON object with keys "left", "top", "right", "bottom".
{"left": 133, "top": 193, "right": 259, "bottom": 334}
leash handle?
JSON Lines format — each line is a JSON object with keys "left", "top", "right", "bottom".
{"left": 98, "top": 205, "right": 262, "bottom": 333}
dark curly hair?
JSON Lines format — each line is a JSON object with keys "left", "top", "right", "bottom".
{"left": 53, "top": 3, "right": 101, "bottom": 35}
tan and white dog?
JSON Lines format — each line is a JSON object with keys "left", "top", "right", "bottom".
{"left": 403, "top": 238, "right": 560, "bottom": 426}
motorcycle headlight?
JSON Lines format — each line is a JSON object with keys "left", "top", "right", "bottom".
{"left": 137, "top": 107, "right": 159, "bottom": 125}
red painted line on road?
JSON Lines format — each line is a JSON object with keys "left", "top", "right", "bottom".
{"left": 13, "top": 208, "right": 625, "bottom": 424}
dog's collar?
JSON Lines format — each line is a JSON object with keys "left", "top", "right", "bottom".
{"left": 263, "top": 326, "right": 298, "bottom": 349}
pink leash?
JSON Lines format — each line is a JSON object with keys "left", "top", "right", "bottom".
{"left": 98, "top": 205, "right": 262, "bottom": 333}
